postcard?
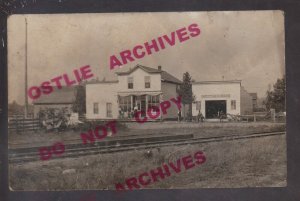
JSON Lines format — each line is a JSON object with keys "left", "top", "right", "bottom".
{"left": 7, "top": 11, "right": 286, "bottom": 190}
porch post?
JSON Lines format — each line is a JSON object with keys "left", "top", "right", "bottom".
{"left": 160, "top": 93, "right": 163, "bottom": 121}
{"left": 146, "top": 95, "right": 148, "bottom": 115}
{"left": 131, "top": 95, "right": 133, "bottom": 116}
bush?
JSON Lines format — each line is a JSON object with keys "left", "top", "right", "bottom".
{"left": 38, "top": 107, "right": 71, "bottom": 131}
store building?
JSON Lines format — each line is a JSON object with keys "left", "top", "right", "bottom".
{"left": 192, "top": 80, "right": 254, "bottom": 119}
{"left": 85, "top": 64, "right": 182, "bottom": 120}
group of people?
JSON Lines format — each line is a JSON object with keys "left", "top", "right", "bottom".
{"left": 119, "top": 108, "right": 133, "bottom": 119}
{"left": 119, "top": 106, "right": 225, "bottom": 122}
{"left": 118, "top": 104, "right": 140, "bottom": 119}
{"left": 177, "top": 110, "right": 204, "bottom": 122}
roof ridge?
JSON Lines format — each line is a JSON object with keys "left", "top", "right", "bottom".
{"left": 116, "top": 64, "right": 182, "bottom": 84}
{"left": 116, "top": 64, "right": 161, "bottom": 75}
{"left": 193, "top": 80, "right": 242, "bottom": 83}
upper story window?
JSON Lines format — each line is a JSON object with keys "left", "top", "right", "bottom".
{"left": 128, "top": 77, "right": 133, "bottom": 89}
{"left": 145, "top": 76, "right": 150, "bottom": 88}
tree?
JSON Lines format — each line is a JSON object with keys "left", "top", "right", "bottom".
{"left": 8, "top": 101, "right": 23, "bottom": 115}
{"left": 263, "top": 77, "right": 285, "bottom": 112}
{"left": 72, "top": 83, "right": 86, "bottom": 115}
{"left": 178, "top": 72, "right": 195, "bottom": 120}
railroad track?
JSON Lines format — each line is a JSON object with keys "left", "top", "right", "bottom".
{"left": 9, "top": 131, "right": 285, "bottom": 164}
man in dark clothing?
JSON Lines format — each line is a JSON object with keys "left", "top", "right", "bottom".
{"left": 178, "top": 110, "right": 182, "bottom": 122}
{"left": 197, "top": 110, "right": 204, "bottom": 122}
{"left": 219, "top": 110, "right": 225, "bottom": 122}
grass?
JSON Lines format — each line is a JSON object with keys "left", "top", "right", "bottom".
{"left": 9, "top": 132, "right": 286, "bottom": 190}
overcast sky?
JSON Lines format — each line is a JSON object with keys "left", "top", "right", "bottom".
{"left": 8, "top": 11, "right": 284, "bottom": 104}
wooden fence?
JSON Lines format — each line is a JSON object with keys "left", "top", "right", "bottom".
{"left": 8, "top": 116, "right": 41, "bottom": 133}
{"left": 227, "top": 111, "right": 286, "bottom": 122}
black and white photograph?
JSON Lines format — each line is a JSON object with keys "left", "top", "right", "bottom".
{"left": 7, "top": 11, "right": 286, "bottom": 190}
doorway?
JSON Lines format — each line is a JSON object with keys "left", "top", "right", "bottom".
{"left": 134, "top": 95, "right": 146, "bottom": 117}
{"left": 140, "top": 95, "right": 146, "bottom": 117}
{"left": 205, "top": 100, "right": 226, "bottom": 119}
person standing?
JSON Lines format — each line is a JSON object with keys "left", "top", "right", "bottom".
{"left": 197, "top": 110, "right": 204, "bottom": 123}
{"left": 219, "top": 110, "right": 224, "bottom": 122}
{"left": 178, "top": 109, "right": 182, "bottom": 122}
{"left": 134, "top": 104, "right": 138, "bottom": 113}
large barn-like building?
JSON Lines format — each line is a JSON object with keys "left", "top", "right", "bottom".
{"left": 33, "top": 87, "right": 76, "bottom": 117}
{"left": 192, "top": 80, "right": 254, "bottom": 119}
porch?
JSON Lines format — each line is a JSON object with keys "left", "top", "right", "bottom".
{"left": 117, "top": 91, "right": 163, "bottom": 120}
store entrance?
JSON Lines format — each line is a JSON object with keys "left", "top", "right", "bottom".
{"left": 133, "top": 95, "right": 146, "bottom": 117}
{"left": 205, "top": 100, "right": 226, "bottom": 119}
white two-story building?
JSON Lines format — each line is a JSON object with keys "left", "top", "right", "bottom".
{"left": 85, "top": 64, "right": 182, "bottom": 120}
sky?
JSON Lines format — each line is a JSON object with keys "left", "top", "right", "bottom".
{"left": 7, "top": 11, "right": 285, "bottom": 104}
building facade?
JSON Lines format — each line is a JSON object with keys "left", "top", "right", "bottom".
{"left": 33, "top": 87, "right": 76, "bottom": 117}
{"left": 192, "top": 80, "right": 254, "bottom": 119}
{"left": 85, "top": 65, "right": 182, "bottom": 120}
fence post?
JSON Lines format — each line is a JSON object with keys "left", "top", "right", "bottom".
{"left": 254, "top": 114, "right": 256, "bottom": 122}
{"left": 32, "top": 115, "right": 35, "bottom": 131}
{"left": 39, "top": 115, "right": 41, "bottom": 130}
{"left": 16, "top": 118, "right": 19, "bottom": 134}
{"left": 270, "top": 109, "right": 276, "bottom": 122}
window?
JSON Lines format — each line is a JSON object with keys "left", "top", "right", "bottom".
{"left": 147, "top": 95, "right": 160, "bottom": 109}
{"left": 196, "top": 101, "right": 201, "bottom": 110}
{"left": 106, "top": 103, "right": 112, "bottom": 117}
{"left": 93, "top": 103, "right": 99, "bottom": 114}
{"left": 145, "top": 76, "right": 151, "bottom": 88}
{"left": 128, "top": 77, "right": 133, "bottom": 89}
{"left": 119, "top": 96, "right": 132, "bottom": 113}
{"left": 231, "top": 100, "right": 236, "bottom": 110}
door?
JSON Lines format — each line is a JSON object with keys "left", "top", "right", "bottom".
{"left": 140, "top": 95, "right": 146, "bottom": 117}
{"left": 133, "top": 96, "right": 146, "bottom": 117}
{"left": 205, "top": 100, "right": 226, "bottom": 119}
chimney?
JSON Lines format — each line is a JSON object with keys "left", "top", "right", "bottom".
{"left": 158, "top": 65, "right": 162, "bottom": 71}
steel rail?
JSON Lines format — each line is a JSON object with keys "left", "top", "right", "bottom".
{"left": 9, "top": 131, "right": 285, "bottom": 163}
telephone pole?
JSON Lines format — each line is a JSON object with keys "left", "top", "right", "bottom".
{"left": 24, "top": 18, "right": 28, "bottom": 118}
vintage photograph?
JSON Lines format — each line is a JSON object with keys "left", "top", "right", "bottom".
{"left": 7, "top": 11, "right": 286, "bottom": 190}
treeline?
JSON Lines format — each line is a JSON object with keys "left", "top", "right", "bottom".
{"left": 8, "top": 101, "right": 34, "bottom": 116}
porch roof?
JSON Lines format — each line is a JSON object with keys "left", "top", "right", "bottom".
{"left": 117, "top": 91, "right": 162, "bottom": 97}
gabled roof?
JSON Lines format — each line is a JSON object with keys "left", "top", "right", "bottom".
{"left": 33, "top": 86, "right": 76, "bottom": 105}
{"left": 116, "top": 64, "right": 182, "bottom": 84}
{"left": 161, "top": 71, "right": 182, "bottom": 84}
{"left": 115, "top": 64, "right": 161, "bottom": 75}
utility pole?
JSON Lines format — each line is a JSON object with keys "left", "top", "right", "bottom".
{"left": 24, "top": 18, "right": 28, "bottom": 118}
